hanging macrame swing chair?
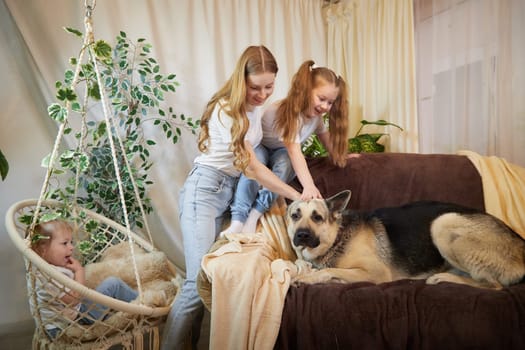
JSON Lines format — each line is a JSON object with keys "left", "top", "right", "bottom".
{"left": 5, "top": 2, "right": 179, "bottom": 349}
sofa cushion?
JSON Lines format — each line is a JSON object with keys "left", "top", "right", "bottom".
{"left": 292, "top": 153, "right": 484, "bottom": 212}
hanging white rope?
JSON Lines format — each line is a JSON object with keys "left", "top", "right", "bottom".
{"left": 84, "top": 0, "right": 146, "bottom": 301}
{"left": 29, "top": 3, "right": 93, "bottom": 235}
{"left": 25, "top": 3, "right": 96, "bottom": 333}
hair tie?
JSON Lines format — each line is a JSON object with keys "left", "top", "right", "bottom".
{"left": 310, "top": 63, "right": 319, "bottom": 72}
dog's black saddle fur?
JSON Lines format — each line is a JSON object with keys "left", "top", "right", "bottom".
{"left": 363, "top": 201, "right": 484, "bottom": 275}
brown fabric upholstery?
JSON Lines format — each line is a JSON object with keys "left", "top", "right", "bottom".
{"left": 290, "top": 153, "right": 484, "bottom": 212}
{"left": 276, "top": 280, "right": 525, "bottom": 350}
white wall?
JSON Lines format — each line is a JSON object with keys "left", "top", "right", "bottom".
{"left": 0, "top": 1, "right": 55, "bottom": 334}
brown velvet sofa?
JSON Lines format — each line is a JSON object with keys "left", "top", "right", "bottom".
{"left": 275, "top": 153, "right": 525, "bottom": 350}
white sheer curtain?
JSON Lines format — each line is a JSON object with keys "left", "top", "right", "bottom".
{"left": 414, "top": 0, "right": 525, "bottom": 167}
{"left": 324, "top": 0, "right": 418, "bottom": 152}
{"left": 3, "top": 0, "right": 326, "bottom": 271}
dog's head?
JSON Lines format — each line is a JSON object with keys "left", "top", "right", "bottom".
{"left": 286, "top": 190, "right": 351, "bottom": 261}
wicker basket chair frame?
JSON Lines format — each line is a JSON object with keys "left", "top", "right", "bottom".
{"left": 7, "top": 199, "right": 176, "bottom": 349}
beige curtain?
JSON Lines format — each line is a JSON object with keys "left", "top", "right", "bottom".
{"left": 324, "top": 0, "right": 418, "bottom": 152}
{"left": 414, "top": 0, "right": 525, "bottom": 167}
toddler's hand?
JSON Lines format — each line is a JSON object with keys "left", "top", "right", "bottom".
{"left": 66, "top": 257, "right": 83, "bottom": 273}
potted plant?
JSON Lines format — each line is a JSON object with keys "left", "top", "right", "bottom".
{"left": 302, "top": 119, "right": 403, "bottom": 156}
{"left": 347, "top": 119, "right": 403, "bottom": 153}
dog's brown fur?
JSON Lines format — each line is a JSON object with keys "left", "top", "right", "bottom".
{"left": 286, "top": 190, "right": 525, "bottom": 289}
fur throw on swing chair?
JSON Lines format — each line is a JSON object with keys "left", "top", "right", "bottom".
{"left": 50, "top": 252, "right": 179, "bottom": 343}
{"left": 85, "top": 242, "right": 180, "bottom": 306}
{"left": 56, "top": 242, "right": 181, "bottom": 342}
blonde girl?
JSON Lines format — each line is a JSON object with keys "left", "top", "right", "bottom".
{"left": 223, "top": 60, "right": 350, "bottom": 234}
{"left": 161, "top": 46, "right": 300, "bottom": 350}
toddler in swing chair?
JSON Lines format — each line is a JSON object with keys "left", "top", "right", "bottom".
{"left": 30, "top": 219, "right": 138, "bottom": 339}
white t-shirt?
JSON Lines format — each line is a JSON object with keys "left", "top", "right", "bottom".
{"left": 261, "top": 101, "right": 327, "bottom": 149}
{"left": 31, "top": 265, "right": 81, "bottom": 331}
{"left": 194, "top": 99, "right": 263, "bottom": 177}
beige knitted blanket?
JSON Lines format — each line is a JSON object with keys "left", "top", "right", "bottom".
{"left": 458, "top": 150, "right": 525, "bottom": 238}
{"left": 200, "top": 232, "right": 311, "bottom": 350}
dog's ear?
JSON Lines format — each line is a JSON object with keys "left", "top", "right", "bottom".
{"left": 326, "top": 190, "right": 352, "bottom": 213}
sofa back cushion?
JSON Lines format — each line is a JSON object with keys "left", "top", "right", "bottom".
{"left": 292, "top": 153, "right": 484, "bottom": 212}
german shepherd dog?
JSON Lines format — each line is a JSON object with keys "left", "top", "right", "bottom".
{"left": 286, "top": 190, "right": 525, "bottom": 289}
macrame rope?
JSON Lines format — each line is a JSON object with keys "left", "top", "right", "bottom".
{"left": 70, "top": 75, "right": 91, "bottom": 237}
{"left": 83, "top": 0, "right": 152, "bottom": 248}
{"left": 86, "top": 10, "right": 144, "bottom": 299}
{"left": 107, "top": 114, "right": 155, "bottom": 245}
{"left": 29, "top": 2, "right": 93, "bottom": 235}
{"left": 25, "top": 3, "right": 94, "bottom": 334}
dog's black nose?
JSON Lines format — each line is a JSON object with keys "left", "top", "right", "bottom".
{"left": 294, "top": 229, "right": 320, "bottom": 248}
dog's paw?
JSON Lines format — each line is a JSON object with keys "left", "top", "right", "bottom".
{"left": 426, "top": 272, "right": 462, "bottom": 285}
{"left": 292, "top": 274, "right": 317, "bottom": 285}
{"left": 292, "top": 270, "right": 331, "bottom": 285}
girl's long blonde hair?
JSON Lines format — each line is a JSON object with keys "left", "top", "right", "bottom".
{"left": 198, "top": 45, "right": 278, "bottom": 172}
{"left": 275, "top": 60, "right": 349, "bottom": 167}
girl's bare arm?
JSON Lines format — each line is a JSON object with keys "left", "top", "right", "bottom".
{"left": 286, "top": 142, "right": 322, "bottom": 200}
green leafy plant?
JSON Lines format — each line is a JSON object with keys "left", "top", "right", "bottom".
{"left": 0, "top": 148, "right": 8, "bottom": 181}
{"left": 302, "top": 119, "right": 403, "bottom": 156}
{"left": 22, "top": 28, "right": 198, "bottom": 257}
{"left": 347, "top": 119, "right": 403, "bottom": 153}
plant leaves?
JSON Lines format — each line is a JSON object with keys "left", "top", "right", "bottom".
{"left": 39, "top": 212, "right": 62, "bottom": 223}
{"left": 93, "top": 40, "right": 112, "bottom": 59}
{"left": 88, "top": 83, "right": 101, "bottom": 100}
{"left": 47, "top": 103, "right": 68, "bottom": 122}
{"left": 31, "top": 234, "right": 51, "bottom": 245}
{"left": 63, "top": 27, "right": 83, "bottom": 37}
{"left": 56, "top": 87, "right": 77, "bottom": 102}
{"left": 349, "top": 134, "right": 385, "bottom": 153}
{"left": 360, "top": 119, "right": 403, "bottom": 131}
{"left": 0, "top": 148, "right": 8, "bottom": 181}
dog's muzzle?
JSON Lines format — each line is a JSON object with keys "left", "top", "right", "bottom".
{"left": 293, "top": 228, "right": 320, "bottom": 248}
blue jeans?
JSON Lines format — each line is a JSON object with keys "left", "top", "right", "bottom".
{"left": 230, "top": 145, "right": 295, "bottom": 222}
{"left": 161, "top": 164, "right": 238, "bottom": 350}
{"left": 47, "top": 277, "right": 137, "bottom": 338}
{"left": 80, "top": 276, "right": 138, "bottom": 323}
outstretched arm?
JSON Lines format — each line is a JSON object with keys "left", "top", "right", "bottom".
{"left": 286, "top": 142, "right": 322, "bottom": 200}
{"left": 244, "top": 141, "right": 301, "bottom": 201}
